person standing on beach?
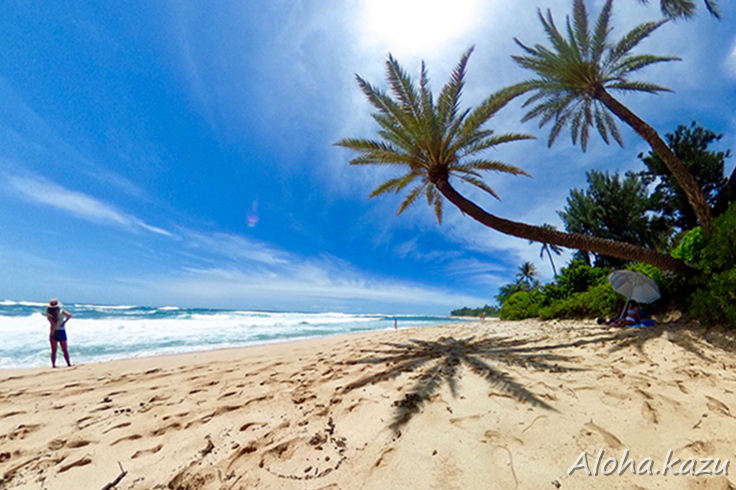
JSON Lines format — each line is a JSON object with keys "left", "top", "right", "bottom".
{"left": 46, "top": 298, "right": 72, "bottom": 367}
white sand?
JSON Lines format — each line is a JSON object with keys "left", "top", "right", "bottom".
{"left": 1, "top": 319, "right": 736, "bottom": 489}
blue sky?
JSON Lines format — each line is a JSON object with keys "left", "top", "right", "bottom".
{"left": 1, "top": 1, "right": 734, "bottom": 314}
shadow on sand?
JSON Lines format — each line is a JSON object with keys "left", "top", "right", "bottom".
{"left": 339, "top": 335, "right": 580, "bottom": 430}
{"left": 339, "top": 321, "right": 736, "bottom": 431}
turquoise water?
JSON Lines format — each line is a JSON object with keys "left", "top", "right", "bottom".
{"left": 0, "top": 300, "right": 462, "bottom": 368}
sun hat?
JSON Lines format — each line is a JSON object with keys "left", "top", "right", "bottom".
{"left": 49, "top": 298, "right": 60, "bottom": 307}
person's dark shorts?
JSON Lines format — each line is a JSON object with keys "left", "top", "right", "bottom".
{"left": 53, "top": 329, "right": 67, "bottom": 342}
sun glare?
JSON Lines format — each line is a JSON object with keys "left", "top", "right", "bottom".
{"left": 358, "top": 0, "right": 485, "bottom": 57}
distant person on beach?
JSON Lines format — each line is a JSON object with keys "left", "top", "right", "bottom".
{"left": 46, "top": 298, "right": 72, "bottom": 367}
{"left": 611, "top": 300, "right": 642, "bottom": 328}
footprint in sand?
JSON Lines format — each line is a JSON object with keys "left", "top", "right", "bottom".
{"left": 67, "top": 439, "right": 93, "bottom": 448}
{"left": 292, "top": 387, "right": 317, "bottom": 405}
{"left": 111, "top": 434, "right": 143, "bottom": 445}
{"left": 162, "top": 411, "right": 189, "bottom": 422}
{"left": 239, "top": 422, "right": 269, "bottom": 432}
{"left": 575, "top": 421, "right": 623, "bottom": 453}
{"left": 598, "top": 390, "right": 631, "bottom": 408}
{"left": 150, "top": 422, "right": 182, "bottom": 436}
{"left": 7, "top": 424, "right": 41, "bottom": 441}
{"left": 0, "top": 410, "right": 26, "bottom": 419}
{"left": 686, "top": 475, "right": 736, "bottom": 490}
{"left": 131, "top": 444, "right": 163, "bottom": 459}
{"left": 705, "top": 396, "right": 732, "bottom": 417}
{"left": 641, "top": 401, "right": 659, "bottom": 425}
{"left": 103, "top": 422, "right": 132, "bottom": 434}
{"left": 256, "top": 424, "right": 347, "bottom": 480}
{"left": 57, "top": 456, "right": 92, "bottom": 473}
{"left": 482, "top": 430, "right": 524, "bottom": 447}
{"left": 48, "top": 438, "right": 66, "bottom": 450}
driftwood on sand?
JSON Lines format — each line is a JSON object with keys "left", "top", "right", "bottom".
{"left": 100, "top": 462, "right": 127, "bottom": 490}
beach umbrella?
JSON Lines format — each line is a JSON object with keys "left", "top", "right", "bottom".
{"left": 608, "top": 270, "right": 661, "bottom": 304}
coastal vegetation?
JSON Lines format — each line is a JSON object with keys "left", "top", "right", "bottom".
{"left": 450, "top": 305, "right": 499, "bottom": 318}
{"left": 338, "top": 0, "right": 734, "bottom": 326}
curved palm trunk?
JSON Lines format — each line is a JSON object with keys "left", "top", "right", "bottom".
{"left": 593, "top": 86, "right": 713, "bottom": 233}
{"left": 434, "top": 178, "right": 698, "bottom": 277}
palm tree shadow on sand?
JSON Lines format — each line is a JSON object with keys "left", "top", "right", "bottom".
{"left": 603, "top": 323, "right": 736, "bottom": 363}
{"left": 339, "top": 335, "right": 580, "bottom": 430}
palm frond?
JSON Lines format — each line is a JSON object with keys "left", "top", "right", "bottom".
{"left": 703, "top": 0, "right": 721, "bottom": 18}
{"left": 453, "top": 159, "right": 532, "bottom": 178}
{"left": 593, "top": 104, "right": 610, "bottom": 144}
{"left": 396, "top": 182, "right": 429, "bottom": 216}
{"left": 385, "top": 55, "right": 423, "bottom": 124}
{"left": 608, "top": 55, "right": 680, "bottom": 77}
{"left": 427, "top": 186, "right": 444, "bottom": 224}
{"left": 437, "top": 47, "right": 473, "bottom": 126}
{"left": 458, "top": 175, "right": 501, "bottom": 200}
{"left": 571, "top": 0, "right": 590, "bottom": 57}
{"left": 369, "top": 172, "right": 423, "bottom": 198}
{"left": 356, "top": 76, "right": 423, "bottom": 138}
{"left": 603, "top": 109, "right": 623, "bottom": 146}
{"left": 459, "top": 85, "right": 527, "bottom": 137}
{"left": 607, "top": 80, "right": 673, "bottom": 93}
{"left": 608, "top": 20, "right": 669, "bottom": 64}
{"left": 457, "top": 132, "right": 535, "bottom": 158}
{"left": 591, "top": 0, "right": 613, "bottom": 64}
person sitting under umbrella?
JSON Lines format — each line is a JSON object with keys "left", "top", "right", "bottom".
{"left": 611, "top": 299, "right": 642, "bottom": 328}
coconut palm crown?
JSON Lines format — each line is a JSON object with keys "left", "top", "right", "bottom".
{"left": 512, "top": 0, "right": 713, "bottom": 232}
{"left": 335, "top": 48, "right": 533, "bottom": 224}
{"left": 512, "top": 0, "right": 677, "bottom": 151}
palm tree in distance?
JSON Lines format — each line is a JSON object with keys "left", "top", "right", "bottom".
{"left": 516, "top": 261, "right": 540, "bottom": 289}
{"left": 511, "top": 0, "right": 713, "bottom": 233}
{"left": 530, "top": 224, "right": 563, "bottom": 277}
{"left": 642, "top": 0, "right": 720, "bottom": 19}
{"left": 335, "top": 49, "right": 696, "bottom": 276}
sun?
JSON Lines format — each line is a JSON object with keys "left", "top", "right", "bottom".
{"left": 357, "top": 0, "right": 486, "bottom": 57}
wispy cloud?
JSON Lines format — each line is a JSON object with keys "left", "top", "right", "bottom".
{"left": 149, "top": 228, "right": 489, "bottom": 312}
{"left": 728, "top": 37, "right": 736, "bottom": 76}
{"left": 7, "top": 176, "right": 172, "bottom": 237}
{"left": 153, "top": 265, "right": 486, "bottom": 312}
{"left": 182, "top": 230, "right": 291, "bottom": 266}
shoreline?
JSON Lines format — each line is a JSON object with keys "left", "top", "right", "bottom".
{"left": 2, "top": 318, "right": 736, "bottom": 489}
{"left": 0, "top": 321, "right": 460, "bottom": 375}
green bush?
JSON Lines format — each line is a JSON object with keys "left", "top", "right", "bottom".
{"left": 500, "top": 290, "right": 542, "bottom": 320}
{"left": 538, "top": 282, "right": 621, "bottom": 320}
{"left": 625, "top": 262, "right": 664, "bottom": 285}
{"left": 554, "top": 260, "right": 612, "bottom": 298}
{"left": 671, "top": 227, "right": 705, "bottom": 264}
{"left": 688, "top": 203, "right": 736, "bottom": 326}
{"left": 690, "top": 269, "right": 736, "bottom": 326}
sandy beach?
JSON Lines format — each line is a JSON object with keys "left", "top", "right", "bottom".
{"left": 2, "top": 319, "right": 736, "bottom": 490}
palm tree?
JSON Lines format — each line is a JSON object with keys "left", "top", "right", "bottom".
{"left": 529, "top": 223, "right": 563, "bottom": 277}
{"left": 335, "top": 49, "right": 697, "bottom": 276}
{"left": 640, "top": 0, "right": 720, "bottom": 19}
{"left": 516, "top": 261, "right": 540, "bottom": 288}
{"left": 511, "top": 0, "right": 713, "bottom": 233}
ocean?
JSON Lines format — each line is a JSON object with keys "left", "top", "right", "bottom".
{"left": 0, "top": 301, "right": 463, "bottom": 369}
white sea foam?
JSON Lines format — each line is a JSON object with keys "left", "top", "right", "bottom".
{"left": 0, "top": 300, "right": 47, "bottom": 307}
{"left": 0, "top": 304, "right": 456, "bottom": 368}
